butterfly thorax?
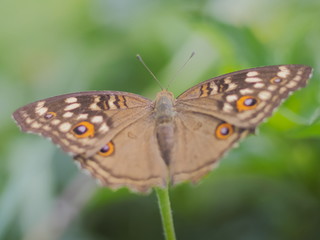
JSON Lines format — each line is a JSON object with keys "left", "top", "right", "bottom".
{"left": 154, "top": 90, "right": 176, "bottom": 166}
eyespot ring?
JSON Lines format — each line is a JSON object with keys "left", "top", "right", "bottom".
{"left": 44, "top": 112, "right": 56, "bottom": 120}
{"left": 215, "top": 123, "right": 234, "bottom": 140}
{"left": 72, "top": 121, "right": 95, "bottom": 138}
{"left": 270, "top": 77, "right": 283, "bottom": 84}
{"left": 98, "top": 141, "right": 115, "bottom": 157}
{"left": 236, "top": 96, "right": 259, "bottom": 112}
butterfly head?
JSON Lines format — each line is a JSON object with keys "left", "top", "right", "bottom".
{"left": 154, "top": 90, "right": 175, "bottom": 108}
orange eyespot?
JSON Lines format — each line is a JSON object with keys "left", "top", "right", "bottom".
{"left": 44, "top": 111, "right": 56, "bottom": 120}
{"left": 236, "top": 96, "right": 259, "bottom": 112}
{"left": 215, "top": 123, "right": 234, "bottom": 139}
{"left": 270, "top": 77, "right": 283, "bottom": 84}
{"left": 98, "top": 141, "right": 115, "bottom": 157}
{"left": 72, "top": 121, "right": 95, "bottom": 138}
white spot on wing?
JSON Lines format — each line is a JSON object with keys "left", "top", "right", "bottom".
{"left": 224, "top": 77, "right": 232, "bottom": 84}
{"left": 293, "top": 75, "right": 302, "bottom": 81}
{"left": 99, "top": 123, "right": 110, "bottom": 132}
{"left": 77, "top": 114, "right": 88, "bottom": 120}
{"left": 91, "top": 116, "right": 103, "bottom": 123}
{"left": 279, "top": 87, "right": 287, "bottom": 94}
{"left": 286, "top": 81, "right": 297, "bottom": 88}
{"left": 43, "top": 125, "right": 52, "bottom": 131}
{"left": 227, "top": 83, "right": 238, "bottom": 91}
{"left": 66, "top": 133, "right": 74, "bottom": 139}
{"left": 35, "top": 101, "right": 47, "bottom": 116}
{"left": 240, "top": 88, "right": 254, "bottom": 95}
{"left": 51, "top": 119, "right": 61, "bottom": 125}
{"left": 63, "top": 112, "right": 74, "bottom": 118}
{"left": 36, "top": 101, "right": 45, "bottom": 108}
{"left": 253, "top": 83, "right": 265, "bottom": 88}
{"left": 226, "top": 94, "right": 238, "bottom": 102}
{"left": 108, "top": 96, "right": 117, "bottom": 109}
{"left": 268, "top": 85, "right": 278, "bottom": 91}
{"left": 52, "top": 131, "right": 60, "bottom": 136}
{"left": 277, "top": 71, "right": 289, "bottom": 78}
{"left": 223, "top": 103, "right": 233, "bottom": 112}
{"left": 246, "top": 71, "right": 259, "bottom": 77}
{"left": 89, "top": 103, "right": 101, "bottom": 110}
{"left": 65, "top": 97, "right": 78, "bottom": 103}
{"left": 64, "top": 103, "right": 80, "bottom": 111}
{"left": 279, "top": 66, "right": 289, "bottom": 71}
{"left": 245, "top": 77, "right": 262, "bottom": 83}
{"left": 277, "top": 66, "right": 290, "bottom": 78}
{"left": 31, "top": 121, "right": 42, "bottom": 128}
{"left": 209, "top": 83, "right": 218, "bottom": 93}
{"left": 258, "top": 91, "right": 272, "bottom": 100}
{"left": 26, "top": 117, "right": 33, "bottom": 124}
{"left": 36, "top": 107, "right": 48, "bottom": 116}
{"left": 59, "top": 122, "right": 72, "bottom": 132}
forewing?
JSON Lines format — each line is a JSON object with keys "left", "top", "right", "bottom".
{"left": 177, "top": 65, "right": 312, "bottom": 128}
{"left": 13, "top": 91, "right": 152, "bottom": 157}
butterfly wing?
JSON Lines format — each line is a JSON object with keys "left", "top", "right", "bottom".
{"left": 12, "top": 65, "right": 313, "bottom": 192}
{"left": 75, "top": 114, "right": 168, "bottom": 193}
{"left": 13, "top": 91, "right": 152, "bottom": 157}
{"left": 170, "top": 111, "right": 250, "bottom": 185}
{"left": 176, "top": 65, "right": 312, "bottom": 128}
{"left": 169, "top": 64, "right": 312, "bottom": 184}
{"left": 13, "top": 91, "right": 169, "bottom": 192}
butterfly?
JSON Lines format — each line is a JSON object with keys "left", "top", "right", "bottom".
{"left": 12, "top": 64, "right": 312, "bottom": 193}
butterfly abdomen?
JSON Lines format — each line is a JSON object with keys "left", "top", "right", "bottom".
{"left": 154, "top": 90, "right": 176, "bottom": 166}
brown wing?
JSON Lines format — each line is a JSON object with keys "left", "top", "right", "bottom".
{"left": 170, "top": 111, "right": 250, "bottom": 185}
{"left": 13, "top": 91, "right": 152, "bottom": 157}
{"left": 176, "top": 65, "right": 312, "bottom": 128}
{"left": 74, "top": 114, "right": 168, "bottom": 193}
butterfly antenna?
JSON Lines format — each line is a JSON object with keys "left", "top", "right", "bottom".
{"left": 136, "top": 54, "right": 164, "bottom": 90}
{"left": 166, "top": 51, "right": 195, "bottom": 90}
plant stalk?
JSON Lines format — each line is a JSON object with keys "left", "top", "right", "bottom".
{"left": 155, "top": 187, "right": 177, "bottom": 240}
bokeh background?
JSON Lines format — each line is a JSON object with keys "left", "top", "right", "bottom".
{"left": 1, "top": 0, "right": 320, "bottom": 239}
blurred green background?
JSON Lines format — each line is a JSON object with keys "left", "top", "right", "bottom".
{"left": 1, "top": 0, "right": 320, "bottom": 239}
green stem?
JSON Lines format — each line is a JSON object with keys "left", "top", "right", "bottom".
{"left": 155, "top": 187, "right": 177, "bottom": 240}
